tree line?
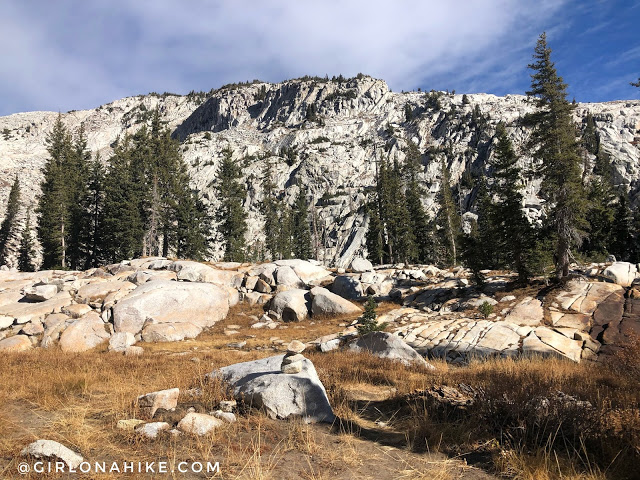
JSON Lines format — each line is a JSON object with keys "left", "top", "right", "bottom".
{"left": 34, "top": 109, "right": 210, "bottom": 270}
{"left": 366, "top": 33, "right": 640, "bottom": 282}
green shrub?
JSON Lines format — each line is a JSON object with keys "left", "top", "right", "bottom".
{"left": 479, "top": 301, "right": 494, "bottom": 319}
{"left": 357, "top": 296, "right": 388, "bottom": 335}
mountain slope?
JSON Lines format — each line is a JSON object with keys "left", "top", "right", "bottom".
{"left": 1, "top": 75, "right": 639, "bottom": 267}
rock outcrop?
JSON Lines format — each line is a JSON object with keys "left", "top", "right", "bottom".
{"left": 1, "top": 75, "right": 639, "bottom": 268}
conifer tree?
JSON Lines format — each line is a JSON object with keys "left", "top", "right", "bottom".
{"left": 389, "top": 158, "right": 416, "bottom": 264}
{"left": 403, "top": 142, "right": 435, "bottom": 264}
{"left": 610, "top": 193, "right": 634, "bottom": 262}
{"left": 213, "top": 148, "right": 247, "bottom": 261}
{"left": 82, "top": 153, "right": 106, "bottom": 268}
{"left": 18, "top": 210, "right": 35, "bottom": 272}
{"left": 0, "top": 176, "right": 21, "bottom": 266}
{"left": 490, "top": 123, "right": 537, "bottom": 281}
{"left": 365, "top": 199, "right": 384, "bottom": 265}
{"left": 526, "top": 33, "right": 588, "bottom": 279}
{"left": 261, "top": 159, "right": 281, "bottom": 259}
{"left": 66, "top": 124, "right": 92, "bottom": 270}
{"left": 37, "top": 114, "right": 74, "bottom": 269}
{"left": 292, "top": 188, "right": 313, "bottom": 259}
{"left": 436, "top": 158, "right": 461, "bottom": 266}
{"left": 101, "top": 136, "right": 144, "bottom": 262}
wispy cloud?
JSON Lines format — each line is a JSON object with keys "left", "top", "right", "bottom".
{"left": 0, "top": 0, "right": 576, "bottom": 115}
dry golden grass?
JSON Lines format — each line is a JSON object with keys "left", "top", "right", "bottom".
{"left": 1, "top": 302, "right": 639, "bottom": 479}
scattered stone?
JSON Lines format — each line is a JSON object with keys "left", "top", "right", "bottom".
{"left": 21, "top": 440, "right": 83, "bottom": 469}
{"left": 61, "top": 303, "right": 93, "bottom": 319}
{"left": 287, "top": 339, "right": 306, "bottom": 354}
{"left": 108, "top": 331, "right": 136, "bottom": 352}
{"left": 135, "top": 422, "right": 171, "bottom": 439}
{"left": 23, "top": 284, "right": 59, "bottom": 302}
{"left": 331, "top": 275, "right": 363, "bottom": 300}
{"left": 269, "top": 289, "right": 310, "bottom": 322}
{"left": 177, "top": 413, "right": 224, "bottom": 435}
{"left": 125, "top": 346, "right": 144, "bottom": 356}
{"left": 603, "top": 262, "right": 637, "bottom": 287}
{"left": 116, "top": 419, "right": 145, "bottom": 431}
{"left": 211, "top": 410, "right": 236, "bottom": 423}
{"left": 137, "top": 388, "right": 180, "bottom": 419}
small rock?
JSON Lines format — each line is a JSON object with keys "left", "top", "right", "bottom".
{"left": 281, "top": 361, "right": 303, "bottom": 374}
{"left": 137, "top": 388, "right": 179, "bottom": 419}
{"left": 135, "top": 422, "right": 170, "bottom": 439}
{"left": 125, "top": 346, "right": 144, "bottom": 356}
{"left": 211, "top": 410, "right": 236, "bottom": 423}
{"left": 117, "top": 419, "right": 145, "bottom": 431}
{"left": 227, "top": 341, "right": 246, "bottom": 349}
{"left": 108, "top": 331, "right": 136, "bottom": 352}
{"left": 287, "top": 340, "right": 306, "bottom": 354}
{"left": 21, "top": 440, "right": 83, "bottom": 469}
{"left": 23, "top": 284, "right": 59, "bottom": 302}
{"left": 281, "top": 353, "right": 305, "bottom": 365}
{"left": 219, "top": 400, "right": 237, "bottom": 413}
{"left": 177, "top": 413, "right": 224, "bottom": 435}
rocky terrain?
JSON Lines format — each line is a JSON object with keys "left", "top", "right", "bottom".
{"left": 1, "top": 75, "right": 639, "bottom": 266}
{"left": 1, "top": 255, "right": 638, "bottom": 366}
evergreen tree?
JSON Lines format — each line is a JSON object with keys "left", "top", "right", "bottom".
{"left": 18, "top": 210, "right": 35, "bottom": 272}
{"left": 631, "top": 78, "right": 640, "bottom": 88}
{"left": 389, "top": 158, "right": 416, "bottom": 264}
{"left": 490, "top": 123, "right": 537, "bottom": 281}
{"left": 261, "top": 159, "right": 281, "bottom": 259}
{"left": 403, "top": 142, "right": 435, "bottom": 264}
{"left": 365, "top": 199, "right": 384, "bottom": 265}
{"left": 82, "top": 153, "right": 106, "bottom": 268}
{"left": 436, "top": 157, "right": 461, "bottom": 267}
{"left": 212, "top": 148, "right": 247, "bottom": 261}
{"left": 526, "top": 33, "right": 588, "bottom": 279}
{"left": 0, "top": 176, "right": 21, "bottom": 266}
{"left": 101, "top": 136, "right": 144, "bottom": 262}
{"left": 610, "top": 193, "right": 634, "bottom": 262}
{"left": 37, "top": 114, "right": 74, "bottom": 269}
{"left": 292, "top": 188, "right": 313, "bottom": 259}
{"left": 66, "top": 124, "right": 92, "bottom": 270}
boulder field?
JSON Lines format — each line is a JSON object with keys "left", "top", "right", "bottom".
{"left": 0, "top": 257, "right": 638, "bottom": 364}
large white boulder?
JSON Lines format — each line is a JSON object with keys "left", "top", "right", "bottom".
{"left": 274, "top": 266, "right": 304, "bottom": 287}
{"left": 273, "top": 259, "right": 332, "bottom": 285}
{"left": 310, "top": 287, "right": 362, "bottom": 316}
{"left": 137, "top": 388, "right": 180, "bottom": 419}
{"left": 168, "top": 260, "right": 240, "bottom": 286}
{"left": 112, "top": 281, "right": 229, "bottom": 341}
{"left": 0, "top": 334, "right": 33, "bottom": 352}
{"left": 269, "top": 289, "right": 311, "bottom": 322}
{"left": 603, "top": 262, "right": 637, "bottom": 287}
{"left": 350, "top": 257, "right": 373, "bottom": 273}
{"left": 23, "top": 284, "right": 58, "bottom": 302}
{"left": 349, "top": 332, "right": 434, "bottom": 368}
{"left": 59, "top": 312, "right": 111, "bottom": 353}
{"left": 215, "top": 354, "right": 335, "bottom": 423}
{"left": 331, "top": 275, "right": 363, "bottom": 300}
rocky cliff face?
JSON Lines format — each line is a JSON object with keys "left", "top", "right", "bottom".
{"left": 1, "top": 75, "right": 639, "bottom": 267}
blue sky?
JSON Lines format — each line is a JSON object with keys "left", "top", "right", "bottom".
{"left": 0, "top": 0, "right": 638, "bottom": 116}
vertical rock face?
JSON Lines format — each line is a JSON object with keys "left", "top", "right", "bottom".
{"left": 1, "top": 75, "right": 639, "bottom": 267}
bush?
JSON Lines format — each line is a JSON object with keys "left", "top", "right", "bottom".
{"left": 357, "top": 296, "right": 387, "bottom": 335}
{"left": 479, "top": 301, "right": 494, "bottom": 319}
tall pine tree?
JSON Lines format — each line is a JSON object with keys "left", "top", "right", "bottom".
{"left": 436, "top": 157, "right": 461, "bottom": 267}
{"left": 526, "top": 33, "right": 588, "bottom": 279}
{"left": 18, "top": 209, "right": 36, "bottom": 272}
{"left": 0, "top": 176, "right": 21, "bottom": 266}
{"left": 37, "top": 115, "right": 75, "bottom": 269}
{"left": 490, "top": 123, "right": 537, "bottom": 281}
{"left": 292, "top": 188, "right": 313, "bottom": 260}
{"left": 213, "top": 148, "right": 247, "bottom": 261}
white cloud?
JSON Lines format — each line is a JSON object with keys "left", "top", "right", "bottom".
{"left": 0, "top": 0, "right": 572, "bottom": 115}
